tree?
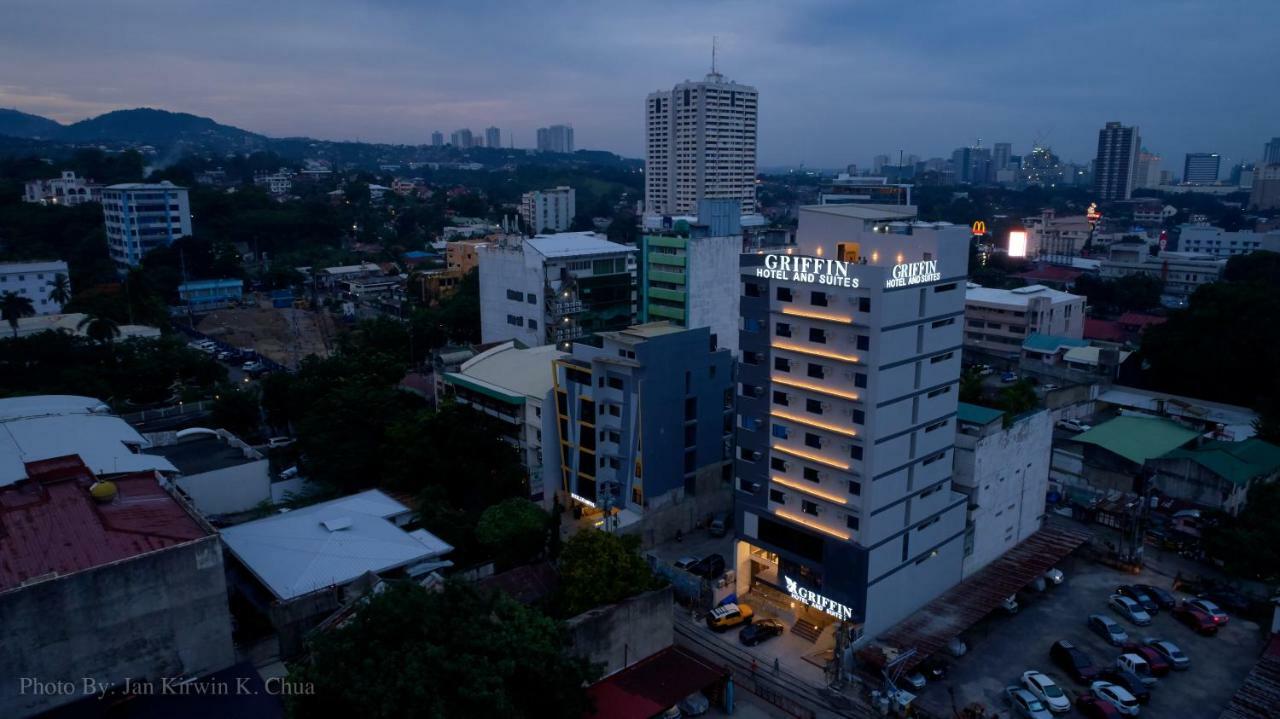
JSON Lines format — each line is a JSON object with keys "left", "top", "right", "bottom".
{"left": 475, "top": 498, "right": 551, "bottom": 569}
{"left": 995, "top": 379, "right": 1038, "bottom": 425}
{"left": 77, "top": 312, "right": 121, "bottom": 345}
{"left": 46, "top": 272, "right": 71, "bottom": 306}
{"left": 556, "top": 530, "right": 662, "bottom": 617}
{"left": 1, "top": 291, "right": 34, "bottom": 337}
{"left": 1202, "top": 481, "right": 1280, "bottom": 581}
{"left": 211, "top": 385, "right": 262, "bottom": 439}
{"left": 287, "top": 581, "right": 598, "bottom": 719}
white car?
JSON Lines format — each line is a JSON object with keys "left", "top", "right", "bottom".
{"left": 1044, "top": 568, "right": 1065, "bottom": 585}
{"left": 267, "top": 437, "right": 295, "bottom": 449}
{"left": 1090, "top": 681, "right": 1141, "bottom": 716}
{"left": 1056, "top": 418, "right": 1092, "bottom": 433}
{"left": 1144, "top": 638, "right": 1190, "bottom": 670}
{"left": 1004, "top": 686, "right": 1052, "bottom": 719}
{"left": 673, "top": 556, "right": 700, "bottom": 571}
{"left": 1021, "top": 671, "right": 1071, "bottom": 713}
{"left": 1110, "top": 595, "right": 1153, "bottom": 626}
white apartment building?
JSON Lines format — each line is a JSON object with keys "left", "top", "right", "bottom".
{"left": 734, "top": 204, "right": 971, "bottom": 642}
{"left": 101, "top": 182, "right": 192, "bottom": 268}
{"left": 1022, "top": 210, "right": 1092, "bottom": 260}
{"left": 254, "top": 169, "right": 293, "bottom": 196}
{"left": 536, "top": 125, "right": 574, "bottom": 153}
{"left": 953, "top": 404, "right": 1052, "bottom": 578}
{"left": 23, "top": 171, "right": 101, "bottom": 206}
{"left": 1177, "top": 225, "right": 1280, "bottom": 257}
{"left": 645, "top": 71, "right": 758, "bottom": 216}
{"left": 478, "top": 232, "right": 636, "bottom": 349}
{"left": 442, "top": 342, "right": 566, "bottom": 507}
{"left": 0, "top": 260, "right": 70, "bottom": 315}
{"left": 1100, "top": 244, "right": 1225, "bottom": 308}
{"left": 520, "top": 186, "right": 576, "bottom": 234}
{"left": 964, "top": 284, "right": 1085, "bottom": 363}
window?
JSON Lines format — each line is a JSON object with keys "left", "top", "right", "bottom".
{"left": 854, "top": 373, "right": 867, "bottom": 388}
{"left": 608, "top": 404, "right": 621, "bottom": 417}
{"left": 770, "top": 457, "right": 787, "bottom": 471}
{"left": 848, "top": 480, "right": 861, "bottom": 496}
{"left": 846, "top": 514, "right": 860, "bottom": 531}
{"left": 850, "top": 445, "right": 863, "bottom": 460}
{"left": 805, "top": 398, "right": 823, "bottom": 414}
{"left": 506, "top": 314, "right": 524, "bottom": 326}
{"left": 607, "top": 377, "right": 624, "bottom": 390}
{"left": 927, "top": 385, "right": 951, "bottom": 398}
{"left": 801, "top": 500, "right": 819, "bottom": 516}
{"left": 776, "top": 287, "right": 792, "bottom": 302}
{"left": 807, "top": 363, "right": 825, "bottom": 379}
{"left": 775, "top": 322, "right": 792, "bottom": 338}
{"left": 774, "top": 357, "right": 791, "bottom": 372}
{"left": 772, "top": 391, "right": 789, "bottom": 406}
{"left": 922, "top": 451, "right": 946, "bottom": 466}
{"left": 744, "top": 282, "right": 762, "bottom": 298}
{"left": 930, "top": 352, "right": 954, "bottom": 364}
{"left": 858, "top": 297, "right": 871, "bottom": 312}
{"left": 804, "top": 433, "right": 822, "bottom": 449}
{"left": 934, "top": 283, "right": 957, "bottom": 293}
{"left": 925, "top": 419, "right": 948, "bottom": 433}
{"left": 808, "top": 327, "right": 827, "bottom": 343}
{"left": 684, "top": 397, "right": 696, "bottom": 420}
{"left": 803, "top": 467, "right": 820, "bottom": 482}
{"left": 772, "top": 424, "right": 789, "bottom": 439}
{"left": 856, "top": 335, "right": 869, "bottom": 351}
{"left": 744, "top": 351, "right": 761, "bottom": 366}
{"left": 769, "top": 489, "right": 786, "bottom": 503}
{"left": 931, "top": 317, "right": 955, "bottom": 328}
{"left": 810, "top": 291, "right": 828, "bottom": 307}
{"left": 528, "top": 319, "right": 538, "bottom": 330}
{"left": 851, "top": 409, "right": 865, "bottom": 424}
{"left": 528, "top": 294, "right": 537, "bottom": 304}
{"left": 506, "top": 289, "right": 523, "bottom": 301}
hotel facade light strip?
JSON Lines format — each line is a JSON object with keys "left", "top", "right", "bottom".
{"left": 773, "top": 509, "right": 850, "bottom": 540}
{"left": 771, "top": 444, "right": 849, "bottom": 470}
{"left": 771, "top": 375, "right": 860, "bottom": 401}
{"left": 770, "top": 475, "right": 848, "bottom": 504}
{"left": 780, "top": 307, "right": 854, "bottom": 324}
{"left": 769, "top": 409, "right": 857, "bottom": 437}
{"left": 770, "top": 341, "right": 861, "bottom": 364}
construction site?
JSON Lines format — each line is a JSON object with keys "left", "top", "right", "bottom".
{"left": 196, "top": 294, "right": 337, "bottom": 369}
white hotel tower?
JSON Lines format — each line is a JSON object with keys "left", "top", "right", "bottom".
{"left": 733, "top": 204, "right": 971, "bottom": 643}
{"left": 645, "top": 70, "right": 758, "bottom": 217}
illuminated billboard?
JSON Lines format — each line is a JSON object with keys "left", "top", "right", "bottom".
{"left": 1008, "top": 230, "right": 1028, "bottom": 258}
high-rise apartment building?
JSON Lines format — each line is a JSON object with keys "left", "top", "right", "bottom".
{"left": 951, "top": 146, "right": 992, "bottom": 185}
{"left": 431, "top": 131, "right": 444, "bottom": 147}
{"left": 101, "top": 182, "right": 192, "bottom": 268}
{"left": 536, "top": 125, "right": 575, "bottom": 153}
{"left": 485, "top": 126, "right": 501, "bottom": 150}
{"left": 1093, "top": 122, "right": 1140, "bottom": 200}
{"left": 450, "top": 128, "right": 474, "bottom": 149}
{"left": 733, "top": 203, "right": 970, "bottom": 642}
{"left": 645, "top": 70, "right": 758, "bottom": 216}
{"left": 1134, "top": 149, "right": 1162, "bottom": 189}
{"left": 872, "top": 155, "right": 890, "bottom": 174}
{"left": 1263, "top": 137, "right": 1280, "bottom": 165}
{"left": 992, "top": 143, "right": 1012, "bottom": 172}
{"left": 520, "top": 186, "right": 576, "bottom": 233}
{"left": 1183, "top": 153, "right": 1221, "bottom": 185}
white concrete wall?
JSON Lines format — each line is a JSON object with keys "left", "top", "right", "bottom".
{"left": 687, "top": 234, "right": 742, "bottom": 354}
{"left": 479, "top": 246, "right": 543, "bottom": 345}
{"left": 175, "top": 459, "right": 271, "bottom": 515}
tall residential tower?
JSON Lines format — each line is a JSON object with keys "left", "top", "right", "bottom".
{"left": 1093, "top": 122, "right": 1140, "bottom": 200}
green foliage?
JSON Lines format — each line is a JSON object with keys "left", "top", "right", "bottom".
{"left": 211, "top": 385, "right": 262, "bottom": 439}
{"left": 287, "top": 581, "right": 598, "bottom": 719}
{"left": 1202, "top": 482, "right": 1280, "bottom": 581}
{"left": 959, "top": 368, "right": 984, "bottom": 404}
{"left": 1, "top": 291, "right": 35, "bottom": 337}
{"left": 76, "top": 313, "right": 120, "bottom": 344}
{"left": 475, "top": 498, "right": 551, "bottom": 568}
{"left": 995, "top": 379, "right": 1039, "bottom": 420}
{"left": 1072, "top": 273, "right": 1164, "bottom": 314}
{"left": 557, "top": 530, "right": 662, "bottom": 617}
{"left": 46, "top": 273, "right": 71, "bottom": 305}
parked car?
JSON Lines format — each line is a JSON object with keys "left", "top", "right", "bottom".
{"left": 689, "top": 553, "right": 726, "bottom": 579}
{"left": 738, "top": 619, "right": 784, "bottom": 646}
{"left": 1120, "top": 644, "right": 1171, "bottom": 677}
{"left": 1005, "top": 686, "right": 1053, "bottom": 719}
{"left": 974, "top": 364, "right": 995, "bottom": 376}
{"left": 1115, "top": 654, "right": 1158, "bottom": 686}
{"left": 1185, "top": 598, "right": 1229, "bottom": 625}
{"left": 242, "top": 360, "right": 265, "bottom": 373}
{"left": 705, "top": 603, "right": 753, "bottom": 632}
{"left": 1172, "top": 603, "right": 1220, "bottom": 636}
{"left": 216, "top": 350, "right": 235, "bottom": 362}
{"left": 1001, "top": 371, "right": 1019, "bottom": 383}
{"left": 1001, "top": 595, "right": 1020, "bottom": 613}
{"left": 1089, "top": 682, "right": 1141, "bottom": 716}
{"left": 266, "top": 436, "right": 295, "bottom": 449}
{"left": 678, "top": 692, "right": 709, "bottom": 717}
{"left": 1021, "top": 670, "right": 1071, "bottom": 713}
{"left": 1115, "top": 586, "right": 1160, "bottom": 614}
{"left": 918, "top": 657, "right": 949, "bottom": 681}
{"left": 1133, "top": 584, "right": 1176, "bottom": 610}
{"left": 903, "top": 671, "right": 927, "bottom": 690}
{"left": 1056, "top": 418, "right": 1092, "bottom": 433}
{"left": 1076, "top": 695, "right": 1123, "bottom": 719}
{"left": 708, "top": 512, "right": 728, "bottom": 537}
{"left": 1198, "top": 589, "right": 1251, "bottom": 616}
{"left": 673, "top": 556, "right": 701, "bottom": 571}
{"left": 1098, "top": 668, "right": 1150, "bottom": 705}
{"left": 1088, "top": 614, "right": 1129, "bottom": 646}
{"left": 1050, "top": 640, "right": 1099, "bottom": 683}
{"left": 1143, "top": 639, "right": 1189, "bottom": 670}
{"left": 1044, "top": 568, "right": 1065, "bottom": 585}
{"left": 1109, "top": 595, "right": 1153, "bottom": 626}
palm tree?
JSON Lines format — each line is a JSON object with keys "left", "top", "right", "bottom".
{"left": 77, "top": 313, "right": 121, "bottom": 345}
{"left": 46, "top": 273, "right": 71, "bottom": 306}
{"left": 1, "top": 291, "right": 35, "bottom": 338}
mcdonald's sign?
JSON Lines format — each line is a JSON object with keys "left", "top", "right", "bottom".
{"left": 971, "top": 220, "right": 987, "bottom": 236}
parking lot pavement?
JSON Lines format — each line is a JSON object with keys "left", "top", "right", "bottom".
{"left": 911, "top": 553, "right": 1266, "bottom": 718}
{"left": 648, "top": 527, "right": 735, "bottom": 569}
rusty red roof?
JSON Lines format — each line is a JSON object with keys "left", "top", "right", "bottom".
{"left": 1117, "top": 312, "right": 1167, "bottom": 330}
{"left": 584, "top": 646, "right": 728, "bottom": 719}
{"left": 1219, "top": 635, "right": 1280, "bottom": 719}
{"left": 1016, "top": 265, "right": 1085, "bottom": 285}
{"left": 0, "top": 456, "right": 207, "bottom": 592}
{"left": 1084, "top": 317, "right": 1128, "bottom": 343}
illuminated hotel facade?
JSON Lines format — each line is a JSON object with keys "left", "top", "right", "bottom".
{"left": 733, "top": 204, "right": 970, "bottom": 642}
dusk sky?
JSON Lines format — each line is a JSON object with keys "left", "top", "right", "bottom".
{"left": 3, "top": 1, "right": 1277, "bottom": 169}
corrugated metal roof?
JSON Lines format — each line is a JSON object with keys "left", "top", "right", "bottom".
{"left": 1022, "top": 332, "right": 1090, "bottom": 354}
{"left": 1219, "top": 635, "right": 1280, "bottom": 719}
{"left": 1161, "top": 438, "right": 1280, "bottom": 487}
{"left": 956, "top": 402, "right": 1004, "bottom": 426}
{"left": 1072, "top": 416, "right": 1200, "bottom": 465}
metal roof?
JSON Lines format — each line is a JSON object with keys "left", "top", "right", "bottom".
{"left": 1022, "top": 332, "right": 1090, "bottom": 354}
{"left": 219, "top": 490, "right": 452, "bottom": 601}
{"left": 1160, "top": 438, "right": 1280, "bottom": 487}
{"left": 1071, "top": 416, "right": 1200, "bottom": 465}
{"left": 1219, "top": 635, "right": 1280, "bottom": 719}
{"left": 447, "top": 341, "right": 566, "bottom": 401}
{"left": 956, "top": 402, "right": 1004, "bottom": 426}
{"left": 526, "top": 232, "right": 634, "bottom": 259}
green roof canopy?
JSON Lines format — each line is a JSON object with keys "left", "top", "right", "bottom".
{"left": 956, "top": 402, "right": 1004, "bottom": 426}
{"left": 1022, "top": 333, "right": 1090, "bottom": 354}
{"left": 1160, "top": 438, "right": 1280, "bottom": 486}
{"left": 1073, "top": 416, "right": 1199, "bottom": 465}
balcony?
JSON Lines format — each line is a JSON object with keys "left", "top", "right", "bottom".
{"left": 548, "top": 299, "right": 585, "bottom": 315}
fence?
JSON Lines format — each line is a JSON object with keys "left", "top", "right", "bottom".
{"left": 120, "top": 400, "right": 213, "bottom": 426}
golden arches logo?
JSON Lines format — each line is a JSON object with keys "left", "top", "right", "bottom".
{"left": 971, "top": 221, "right": 987, "bottom": 235}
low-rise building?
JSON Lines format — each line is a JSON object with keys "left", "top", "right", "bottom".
{"left": 964, "top": 284, "right": 1086, "bottom": 365}
{"left": 11, "top": 312, "right": 161, "bottom": 340}
{"left": 478, "top": 232, "right": 636, "bottom": 349}
{"left": 253, "top": 169, "right": 294, "bottom": 195}
{"left": 143, "top": 428, "right": 271, "bottom": 517}
{"left": 953, "top": 403, "right": 1052, "bottom": 578}
{"left": 1176, "top": 225, "right": 1280, "bottom": 257}
{"left": 446, "top": 237, "right": 489, "bottom": 274}
{"left": 1099, "top": 244, "right": 1225, "bottom": 308}
{"left": 0, "top": 260, "right": 70, "bottom": 315}
{"left": 442, "top": 341, "right": 567, "bottom": 506}
{"left": 0, "top": 455, "right": 235, "bottom": 718}
{"left": 1023, "top": 210, "right": 1092, "bottom": 260}
{"left": 818, "top": 175, "right": 912, "bottom": 206}
{"left": 1051, "top": 415, "right": 1200, "bottom": 497}
{"left": 220, "top": 489, "right": 453, "bottom": 656}
{"left": 549, "top": 323, "right": 734, "bottom": 544}
{"left": 1148, "top": 438, "right": 1280, "bottom": 516}
{"left": 23, "top": 170, "right": 101, "bottom": 206}
{"left": 1020, "top": 332, "right": 1130, "bottom": 383}
{"left": 178, "top": 278, "right": 244, "bottom": 311}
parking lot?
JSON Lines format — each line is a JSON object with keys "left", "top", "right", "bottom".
{"left": 912, "top": 552, "right": 1267, "bottom": 718}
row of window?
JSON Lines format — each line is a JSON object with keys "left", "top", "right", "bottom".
{"left": 506, "top": 289, "right": 539, "bottom": 304}
{"left": 765, "top": 488, "right": 860, "bottom": 530}
{"left": 505, "top": 315, "right": 538, "bottom": 330}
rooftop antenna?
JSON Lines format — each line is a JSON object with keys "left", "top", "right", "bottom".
{"left": 712, "top": 36, "right": 717, "bottom": 74}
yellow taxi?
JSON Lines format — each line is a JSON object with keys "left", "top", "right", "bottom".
{"left": 705, "top": 602, "right": 754, "bottom": 631}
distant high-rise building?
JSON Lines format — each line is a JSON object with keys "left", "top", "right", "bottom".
{"left": 519, "top": 186, "right": 576, "bottom": 233}
{"left": 450, "top": 128, "right": 474, "bottom": 149}
{"left": 1183, "top": 153, "right": 1221, "bottom": 185}
{"left": 485, "top": 127, "right": 501, "bottom": 150}
{"left": 951, "top": 145, "right": 993, "bottom": 184}
{"left": 1022, "top": 146, "right": 1063, "bottom": 187}
{"left": 872, "top": 155, "right": 890, "bottom": 174}
{"left": 1263, "top": 137, "right": 1280, "bottom": 165}
{"left": 536, "top": 125, "right": 574, "bottom": 153}
{"left": 1093, "top": 122, "right": 1140, "bottom": 200}
{"left": 431, "top": 131, "right": 444, "bottom": 147}
{"left": 992, "top": 142, "right": 1012, "bottom": 171}
{"left": 101, "top": 182, "right": 192, "bottom": 268}
{"left": 645, "top": 69, "right": 758, "bottom": 216}
{"left": 1250, "top": 163, "right": 1280, "bottom": 210}
{"left": 1134, "top": 149, "right": 1162, "bottom": 189}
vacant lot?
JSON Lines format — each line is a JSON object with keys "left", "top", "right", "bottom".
{"left": 912, "top": 553, "right": 1266, "bottom": 718}
{"left": 197, "top": 297, "right": 335, "bottom": 369}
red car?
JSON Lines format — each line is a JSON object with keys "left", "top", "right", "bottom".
{"left": 1076, "top": 695, "right": 1122, "bottom": 718}
{"left": 1173, "top": 603, "right": 1220, "bottom": 636}
{"left": 1120, "top": 643, "right": 1171, "bottom": 676}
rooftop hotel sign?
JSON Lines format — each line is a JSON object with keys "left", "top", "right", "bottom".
{"left": 884, "top": 260, "right": 941, "bottom": 288}
{"left": 784, "top": 576, "right": 855, "bottom": 621}
{"left": 756, "top": 254, "right": 860, "bottom": 288}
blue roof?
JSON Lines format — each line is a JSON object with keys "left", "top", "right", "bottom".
{"left": 957, "top": 402, "right": 1004, "bottom": 426}
{"left": 1022, "top": 333, "right": 1090, "bottom": 353}
{"left": 402, "top": 250, "right": 433, "bottom": 259}
{"left": 178, "top": 278, "right": 243, "bottom": 291}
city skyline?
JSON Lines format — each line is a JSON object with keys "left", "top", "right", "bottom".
{"left": 1, "top": 1, "right": 1277, "bottom": 169}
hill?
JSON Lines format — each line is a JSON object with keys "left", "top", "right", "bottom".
{"left": 0, "top": 107, "right": 268, "bottom": 154}
{"left": 0, "top": 108, "right": 64, "bottom": 139}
